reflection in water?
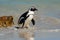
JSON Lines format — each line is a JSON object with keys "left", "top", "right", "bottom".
{"left": 19, "top": 31, "right": 34, "bottom": 40}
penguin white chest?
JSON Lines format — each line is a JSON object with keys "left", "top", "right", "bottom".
{"left": 27, "top": 10, "right": 34, "bottom": 20}
{"left": 24, "top": 15, "right": 33, "bottom": 27}
{"left": 27, "top": 15, "right": 33, "bottom": 21}
{"left": 24, "top": 11, "right": 34, "bottom": 27}
{"left": 25, "top": 15, "right": 33, "bottom": 24}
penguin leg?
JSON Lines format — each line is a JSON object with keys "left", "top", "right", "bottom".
{"left": 23, "top": 18, "right": 30, "bottom": 29}
{"left": 24, "top": 22, "right": 30, "bottom": 29}
{"left": 21, "top": 22, "right": 25, "bottom": 28}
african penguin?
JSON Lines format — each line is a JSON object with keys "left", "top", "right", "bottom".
{"left": 18, "top": 7, "right": 38, "bottom": 28}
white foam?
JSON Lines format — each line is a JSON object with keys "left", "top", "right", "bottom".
{"left": 48, "top": 29, "right": 60, "bottom": 32}
{"left": 38, "top": 29, "right": 60, "bottom": 32}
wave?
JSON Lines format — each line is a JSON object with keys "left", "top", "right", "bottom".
{"left": 39, "top": 29, "right": 60, "bottom": 32}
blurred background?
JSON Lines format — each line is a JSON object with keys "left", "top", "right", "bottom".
{"left": 0, "top": 0, "right": 60, "bottom": 40}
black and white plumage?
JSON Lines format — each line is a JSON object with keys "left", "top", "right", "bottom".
{"left": 18, "top": 7, "right": 38, "bottom": 28}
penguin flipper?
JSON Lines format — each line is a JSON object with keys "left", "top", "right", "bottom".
{"left": 31, "top": 19, "right": 35, "bottom": 25}
{"left": 18, "top": 11, "right": 28, "bottom": 24}
{"left": 18, "top": 18, "right": 25, "bottom": 24}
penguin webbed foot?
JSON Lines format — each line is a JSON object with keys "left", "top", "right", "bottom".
{"left": 15, "top": 27, "right": 20, "bottom": 29}
{"left": 15, "top": 26, "right": 24, "bottom": 29}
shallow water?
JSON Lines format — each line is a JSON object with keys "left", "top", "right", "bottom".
{"left": 0, "top": 28, "right": 60, "bottom": 40}
{"left": 0, "top": 0, "right": 60, "bottom": 40}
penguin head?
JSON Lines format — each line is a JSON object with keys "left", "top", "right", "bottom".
{"left": 29, "top": 7, "right": 38, "bottom": 11}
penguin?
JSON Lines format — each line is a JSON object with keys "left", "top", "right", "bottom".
{"left": 18, "top": 7, "right": 38, "bottom": 28}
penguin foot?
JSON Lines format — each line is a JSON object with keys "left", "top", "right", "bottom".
{"left": 15, "top": 27, "right": 20, "bottom": 29}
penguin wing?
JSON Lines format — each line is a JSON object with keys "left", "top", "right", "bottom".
{"left": 18, "top": 11, "right": 28, "bottom": 24}
{"left": 18, "top": 15, "right": 29, "bottom": 24}
{"left": 19, "top": 15, "right": 29, "bottom": 23}
{"left": 31, "top": 19, "right": 35, "bottom": 25}
{"left": 18, "top": 17, "right": 25, "bottom": 24}
{"left": 20, "top": 11, "right": 28, "bottom": 18}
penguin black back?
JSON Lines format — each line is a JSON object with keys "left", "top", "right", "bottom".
{"left": 18, "top": 11, "right": 29, "bottom": 24}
